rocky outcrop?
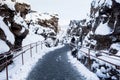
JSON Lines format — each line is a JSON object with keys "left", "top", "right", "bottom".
{"left": 0, "top": 0, "right": 30, "bottom": 50}
{"left": 38, "top": 15, "right": 59, "bottom": 33}
{"left": 15, "top": 2, "right": 30, "bottom": 18}
{"left": 83, "top": 0, "right": 120, "bottom": 51}
{"left": 68, "top": 19, "right": 91, "bottom": 37}
{"left": 0, "top": 0, "right": 30, "bottom": 71}
{"left": 68, "top": 0, "right": 120, "bottom": 79}
{"left": 26, "top": 12, "right": 59, "bottom": 33}
{"left": 0, "top": 0, "right": 59, "bottom": 71}
{"left": 25, "top": 12, "right": 59, "bottom": 47}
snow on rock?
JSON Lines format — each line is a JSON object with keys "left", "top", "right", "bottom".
{"left": 40, "top": 13, "right": 53, "bottom": 20}
{"left": 67, "top": 52, "right": 100, "bottom": 80}
{"left": 110, "top": 43, "right": 120, "bottom": 56}
{"left": 95, "top": 23, "right": 112, "bottom": 35}
{"left": 96, "top": 68, "right": 106, "bottom": 78}
{"left": 0, "top": 17, "right": 15, "bottom": 44}
{"left": 22, "top": 33, "right": 43, "bottom": 46}
{"left": 116, "top": 0, "right": 120, "bottom": 3}
{"left": 0, "top": 0, "right": 15, "bottom": 10}
{"left": 91, "top": 61, "right": 99, "bottom": 69}
{"left": 66, "top": 0, "right": 120, "bottom": 80}
{"left": 15, "top": 0, "right": 30, "bottom": 4}
{"left": 0, "top": 39, "right": 10, "bottom": 54}
{"left": 92, "top": 0, "right": 112, "bottom": 8}
{"left": 25, "top": 12, "right": 59, "bottom": 33}
{"left": 110, "top": 43, "right": 120, "bottom": 51}
{"left": 100, "top": 67, "right": 106, "bottom": 73}
{"left": 14, "top": 13, "right": 28, "bottom": 29}
{"left": 25, "top": 12, "right": 52, "bottom": 23}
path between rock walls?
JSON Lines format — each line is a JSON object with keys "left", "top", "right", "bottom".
{"left": 27, "top": 44, "right": 86, "bottom": 80}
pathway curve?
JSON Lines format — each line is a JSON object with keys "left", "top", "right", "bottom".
{"left": 27, "top": 45, "right": 85, "bottom": 80}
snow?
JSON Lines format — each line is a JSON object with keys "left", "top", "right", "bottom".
{"left": 110, "top": 43, "right": 120, "bottom": 51}
{"left": 40, "top": 13, "right": 52, "bottom": 20}
{"left": 98, "top": 56, "right": 120, "bottom": 66}
{"left": 95, "top": 22, "right": 112, "bottom": 35}
{"left": 1, "top": 0, "right": 15, "bottom": 10}
{"left": 96, "top": 68, "right": 106, "bottom": 78}
{"left": 116, "top": 0, "right": 120, "bottom": 3}
{"left": 9, "top": 45, "right": 64, "bottom": 80}
{"left": 14, "top": 13, "right": 28, "bottom": 29}
{"left": 110, "top": 43, "right": 120, "bottom": 56}
{"left": 91, "top": 61, "right": 99, "bottom": 69}
{"left": 84, "top": 31, "right": 97, "bottom": 46}
{"left": 93, "top": 0, "right": 112, "bottom": 8}
{"left": 100, "top": 67, "right": 106, "bottom": 73}
{"left": 0, "top": 43, "right": 64, "bottom": 80}
{"left": 15, "top": 0, "right": 30, "bottom": 4}
{"left": 22, "top": 27, "right": 44, "bottom": 46}
{"left": 57, "top": 25, "right": 69, "bottom": 41}
{"left": 67, "top": 52, "right": 100, "bottom": 80}
{"left": 0, "top": 39, "right": 10, "bottom": 54}
{"left": 25, "top": 12, "right": 52, "bottom": 23}
{"left": 0, "top": 17, "right": 15, "bottom": 44}
{"left": 106, "top": 0, "right": 112, "bottom": 6}
{"left": 80, "top": 46, "right": 120, "bottom": 66}
{"left": 20, "top": 27, "right": 25, "bottom": 33}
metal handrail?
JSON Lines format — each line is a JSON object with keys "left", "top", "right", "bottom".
{"left": 81, "top": 47, "right": 120, "bottom": 61}
{"left": 69, "top": 42, "right": 120, "bottom": 69}
{"left": 0, "top": 41, "right": 41, "bottom": 61}
{"left": 83, "top": 40, "right": 120, "bottom": 58}
{"left": 0, "top": 41, "right": 42, "bottom": 80}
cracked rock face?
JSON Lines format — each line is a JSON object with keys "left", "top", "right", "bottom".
{"left": 80, "top": 0, "right": 120, "bottom": 50}
{"left": 0, "top": 0, "right": 30, "bottom": 52}
{"left": 0, "top": 0, "right": 59, "bottom": 52}
{"left": 67, "top": 0, "right": 120, "bottom": 79}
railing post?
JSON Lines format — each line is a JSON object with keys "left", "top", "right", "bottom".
{"left": 21, "top": 52, "right": 24, "bottom": 65}
{"left": 41, "top": 41, "right": 42, "bottom": 49}
{"left": 36, "top": 42, "right": 37, "bottom": 53}
{"left": 5, "top": 56, "right": 8, "bottom": 80}
{"left": 30, "top": 44, "right": 32, "bottom": 57}
{"left": 88, "top": 48, "right": 91, "bottom": 70}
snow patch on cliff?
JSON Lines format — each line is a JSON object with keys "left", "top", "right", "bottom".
{"left": 0, "top": 17, "right": 15, "bottom": 44}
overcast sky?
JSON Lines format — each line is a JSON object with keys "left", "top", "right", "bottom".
{"left": 27, "top": 0, "right": 91, "bottom": 25}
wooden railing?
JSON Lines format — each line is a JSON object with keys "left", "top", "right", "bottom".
{"left": 0, "top": 41, "right": 43, "bottom": 80}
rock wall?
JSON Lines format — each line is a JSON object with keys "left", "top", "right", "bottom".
{"left": 0, "top": 0, "right": 30, "bottom": 52}
{"left": 68, "top": 0, "right": 120, "bottom": 79}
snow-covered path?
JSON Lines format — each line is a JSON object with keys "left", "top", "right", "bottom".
{"left": 26, "top": 44, "right": 85, "bottom": 80}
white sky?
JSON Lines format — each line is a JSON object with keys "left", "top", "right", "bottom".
{"left": 26, "top": 0, "right": 91, "bottom": 25}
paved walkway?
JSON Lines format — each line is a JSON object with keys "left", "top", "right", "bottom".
{"left": 27, "top": 45, "right": 85, "bottom": 80}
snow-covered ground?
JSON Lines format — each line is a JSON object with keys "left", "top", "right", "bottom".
{"left": 0, "top": 24, "right": 101, "bottom": 80}
{"left": 0, "top": 29, "right": 64, "bottom": 80}
{"left": 9, "top": 45, "right": 64, "bottom": 80}
{"left": 1, "top": 46, "right": 100, "bottom": 80}
{"left": 67, "top": 52, "right": 100, "bottom": 80}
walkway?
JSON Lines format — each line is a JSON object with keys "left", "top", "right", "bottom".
{"left": 27, "top": 45, "right": 85, "bottom": 80}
